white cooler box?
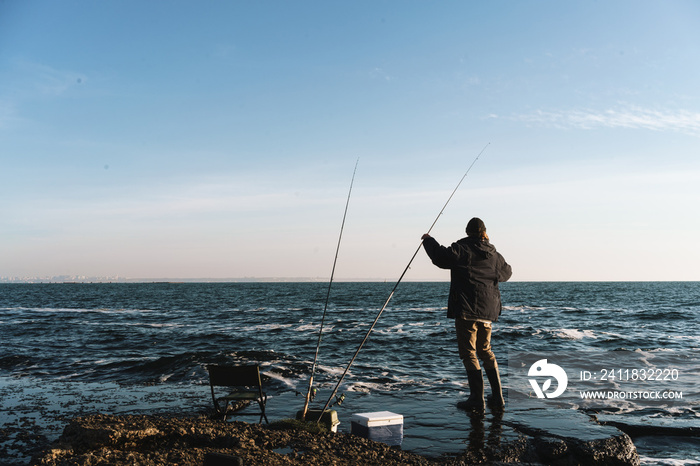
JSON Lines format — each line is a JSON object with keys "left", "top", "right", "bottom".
{"left": 350, "top": 411, "right": 403, "bottom": 446}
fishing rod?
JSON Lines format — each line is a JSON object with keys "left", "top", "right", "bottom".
{"left": 300, "top": 158, "right": 359, "bottom": 421}
{"left": 317, "top": 143, "right": 490, "bottom": 419}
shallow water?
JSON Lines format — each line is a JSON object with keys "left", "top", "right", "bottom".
{"left": 1, "top": 282, "right": 699, "bottom": 464}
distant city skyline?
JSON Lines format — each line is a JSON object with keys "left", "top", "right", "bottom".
{"left": 2, "top": 1, "right": 699, "bottom": 281}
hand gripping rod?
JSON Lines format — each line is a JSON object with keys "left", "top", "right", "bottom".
{"left": 318, "top": 143, "right": 489, "bottom": 418}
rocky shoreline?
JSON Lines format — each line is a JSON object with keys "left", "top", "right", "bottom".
{"left": 31, "top": 414, "right": 434, "bottom": 466}
{"left": 28, "top": 410, "right": 642, "bottom": 466}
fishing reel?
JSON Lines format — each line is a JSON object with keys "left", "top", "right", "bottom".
{"left": 295, "top": 387, "right": 317, "bottom": 402}
{"left": 329, "top": 393, "right": 345, "bottom": 408}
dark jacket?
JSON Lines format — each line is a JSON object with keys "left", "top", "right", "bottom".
{"left": 423, "top": 236, "right": 512, "bottom": 322}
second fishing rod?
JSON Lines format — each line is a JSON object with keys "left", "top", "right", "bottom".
{"left": 300, "top": 158, "right": 359, "bottom": 421}
{"left": 317, "top": 143, "right": 490, "bottom": 417}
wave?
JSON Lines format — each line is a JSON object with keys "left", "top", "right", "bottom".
{"left": 0, "top": 348, "right": 316, "bottom": 389}
{"left": 406, "top": 307, "right": 444, "bottom": 313}
{"left": 123, "top": 322, "right": 185, "bottom": 329}
{"left": 0, "top": 354, "right": 35, "bottom": 370}
{"left": 551, "top": 328, "right": 597, "bottom": 340}
{"left": 503, "top": 305, "right": 546, "bottom": 312}
{"left": 1, "top": 306, "right": 158, "bottom": 315}
{"left": 235, "top": 323, "right": 294, "bottom": 332}
{"left": 294, "top": 323, "right": 337, "bottom": 333}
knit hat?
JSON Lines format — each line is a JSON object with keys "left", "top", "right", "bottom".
{"left": 466, "top": 217, "right": 486, "bottom": 237}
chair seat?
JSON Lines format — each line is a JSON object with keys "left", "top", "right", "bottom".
{"left": 220, "top": 390, "right": 261, "bottom": 401}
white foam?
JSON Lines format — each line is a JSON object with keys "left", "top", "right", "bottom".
{"left": 498, "top": 324, "right": 530, "bottom": 331}
{"left": 378, "top": 324, "right": 405, "bottom": 334}
{"left": 668, "top": 335, "right": 700, "bottom": 342}
{"left": 409, "top": 307, "right": 444, "bottom": 312}
{"left": 639, "top": 456, "right": 699, "bottom": 466}
{"left": 295, "top": 323, "right": 335, "bottom": 332}
{"left": 503, "top": 305, "right": 545, "bottom": 312}
{"left": 345, "top": 381, "right": 385, "bottom": 393}
{"left": 10, "top": 306, "right": 157, "bottom": 315}
{"left": 552, "top": 328, "right": 596, "bottom": 340}
{"left": 316, "top": 364, "right": 347, "bottom": 377}
{"left": 599, "top": 331, "right": 626, "bottom": 339}
{"left": 295, "top": 323, "right": 320, "bottom": 332}
{"left": 124, "top": 322, "right": 184, "bottom": 328}
{"left": 262, "top": 370, "right": 296, "bottom": 389}
{"left": 241, "top": 323, "right": 294, "bottom": 331}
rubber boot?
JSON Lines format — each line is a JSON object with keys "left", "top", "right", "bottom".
{"left": 484, "top": 367, "right": 505, "bottom": 410}
{"left": 457, "top": 370, "right": 485, "bottom": 412}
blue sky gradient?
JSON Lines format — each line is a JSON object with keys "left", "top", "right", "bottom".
{"left": 2, "top": 1, "right": 699, "bottom": 280}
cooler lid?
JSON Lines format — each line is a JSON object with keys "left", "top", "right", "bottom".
{"left": 350, "top": 411, "right": 403, "bottom": 426}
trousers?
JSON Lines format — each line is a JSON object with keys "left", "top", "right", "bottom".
{"left": 455, "top": 318, "right": 498, "bottom": 371}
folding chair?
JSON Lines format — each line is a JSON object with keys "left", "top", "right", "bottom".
{"left": 207, "top": 364, "right": 269, "bottom": 424}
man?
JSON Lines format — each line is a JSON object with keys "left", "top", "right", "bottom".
{"left": 422, "top": 217, "right": 512, "bottom": 411}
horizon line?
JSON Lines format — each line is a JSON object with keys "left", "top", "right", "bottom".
{"left": 1, "top": 277, "right": 698, "bottom": 284}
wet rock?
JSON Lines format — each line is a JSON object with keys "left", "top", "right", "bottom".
{"left": 503, "top": 407, "right": 640, "bottom": 465}
{"left": 31, "top": 414, "right": 435, "bottom": 465}
{"left": 593, "top": 413, "right": 700, "bottom": 438}
{"left": 28, "top": 408, "right": 644, "bottom": 465}
{"left": 533, "top": 436, "right": 568, "bottom": 461}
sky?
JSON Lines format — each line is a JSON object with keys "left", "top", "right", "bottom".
{"left": 1, "top": 1, "right": 699, "bottom": 281}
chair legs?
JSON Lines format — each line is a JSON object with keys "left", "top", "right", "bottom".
{"left": 216, "top": 398, "right": 268, "bottom": 424}
{"left": 258, "top": 408, "right": 268, "bottom": 424}
{"left": 257, "top": 397, "right": 269, "bottom": 424}
{"left": 215, "top": 400, "right": 230, "bottom": 421}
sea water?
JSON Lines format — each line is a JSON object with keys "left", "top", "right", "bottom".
{"left": 1, "top": 282, "right": 699, "bottom": 464}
